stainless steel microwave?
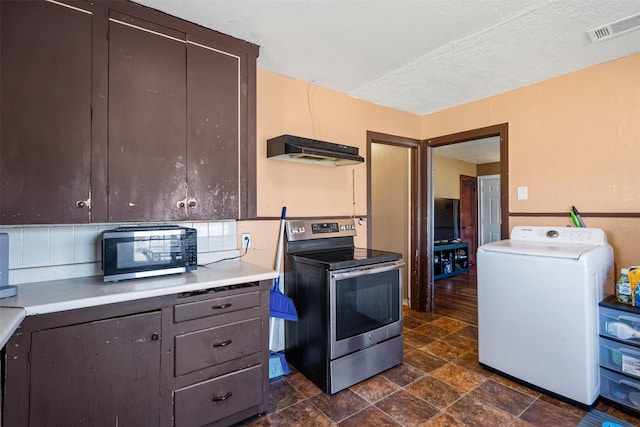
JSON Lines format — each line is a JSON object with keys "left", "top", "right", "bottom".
{"left": 101, "top": 225, "right": 197, "bottom": 282}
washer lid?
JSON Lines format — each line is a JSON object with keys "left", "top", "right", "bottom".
{"left": 479, "top": 239, "right": 598, "bottom": 259}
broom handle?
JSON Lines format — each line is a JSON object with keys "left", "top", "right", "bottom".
{"left": 269, "top": 318, "right": 275, "bottom": 350}
{"left": 274, "top": 207, "right": 287, "bottom": 275}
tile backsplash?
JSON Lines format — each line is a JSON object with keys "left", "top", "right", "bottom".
{"left": 0, "top": 221, "right": 239, "bottom": 284}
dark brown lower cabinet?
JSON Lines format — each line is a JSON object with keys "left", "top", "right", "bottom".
{"left": 2, "top": 280, "right": 270, "bottom": 427}
{"left": 174, "top": 365, "right": 263, "bottom": 426}
{"left": 29, "top": 312, "right": 162, "bottom": 426}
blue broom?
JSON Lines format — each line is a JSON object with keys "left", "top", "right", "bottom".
{"left": 269, "top": 207, "right": 297, "bottom": 379}
{"left": 270, "top": 207, "right": 297, "bottom": 321}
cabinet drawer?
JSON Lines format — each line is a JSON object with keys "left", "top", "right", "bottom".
{"left": 174, "top": 364, "right": 262, "bottom": 426}
{"left": 600, "top": 337, "right": 640, "bottom": 378}
{"left": 174, "top": 291, "right": 260, "bottom": 322}
{"left": 601, "top": 368, "right": 640, "bottom": 411}
{"left": 175, "top": 317, "right": 261, "bottom": 376}
{"left": 600, "top": 306, "right": 640, "bottom": 344}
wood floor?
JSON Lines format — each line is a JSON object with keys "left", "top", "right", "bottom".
{"left": 434, "top": 264, "right": 478, "bottom": 325}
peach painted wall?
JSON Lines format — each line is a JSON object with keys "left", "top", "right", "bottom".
{"left": 434, "top": 156, "right": 476, "bottom": 199}
{"left": 371, "top": 144, "right": 410, "bottom": 301}
{"left": 238, "top": 70, "right": 422, "bottom": 269}
{"left": 477, "top": 162, "right": 500, "bottom": 176}
{"left": 422, "top": 52, "right": 640, "bottom": 272}
{"left": 240, "top": 53, "right": 640, "bottom": 274}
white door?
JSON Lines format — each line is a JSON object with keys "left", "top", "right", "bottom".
{"left": 478, "top": 175, "right": 501, "bottom": 245}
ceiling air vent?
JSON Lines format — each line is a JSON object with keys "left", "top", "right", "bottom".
{"left": 587, "top": 12, "right": 640, "bottom": 43}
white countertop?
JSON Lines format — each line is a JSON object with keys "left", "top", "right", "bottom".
{"left": 0, "top": 261, "right": 277, "bottom": 345}
{"left": 0, "top": 307, "right": 26, "bottom": 348}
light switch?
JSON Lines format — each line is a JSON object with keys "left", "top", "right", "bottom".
{"left": 517, "top": 186, "right": 528, "bottom": 200}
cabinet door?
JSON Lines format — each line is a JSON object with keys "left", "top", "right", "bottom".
{"left": 28, "top": 311, "right": 162, "bottom": 426}
{"left": 186, "top": 42, "right": 240, "bottom": 219}
{"left": 0, "top": 0, "right": 92, "bottom": 224}
{"left": 107, "top": 12, "right": 187, "bottom": 222}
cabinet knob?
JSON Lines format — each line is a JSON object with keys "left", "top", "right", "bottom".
{"left": 76, "top": 199, "right": 90, "bottom": 208}
{"left": 188, "top": 199, "right": 197, "bottom": 208}
{"left": 212, "top": 339, "right": 232, "bottom": 348}
{"left": 212, "top": 392, "right": 232, "bottom": 402}
{"left": 151, "top": 333, "right": 160, "bottom": 341}
{"left": 176, "top": 201, "right": 186, "bottom": 208}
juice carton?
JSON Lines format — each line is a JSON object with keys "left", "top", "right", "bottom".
{"left": 629, "top": 267, "right": 640, "bottom": 306}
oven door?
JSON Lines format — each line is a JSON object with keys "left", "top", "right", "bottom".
{"left": 329, "top": 260, "right": 404, "bottom": 360}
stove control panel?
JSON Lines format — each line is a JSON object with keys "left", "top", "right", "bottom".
{"left": 286, "top": 218, "right": 357, "bottom": 241}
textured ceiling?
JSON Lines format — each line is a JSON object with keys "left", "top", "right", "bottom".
{"left": 134, "top": 0, "right": 640, "bottom": 116}
{"left": 435, "top": 136, "right": 501, "bottom": 164}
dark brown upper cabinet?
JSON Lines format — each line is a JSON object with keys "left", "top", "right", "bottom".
{"left": 0, "top": 0, "right": 93, "bottom": 224}
{"left": 107, "top": 12, "right": 189, "bottom": 222}
{"left": 186, "top": 41, "right": 242, "bottom": 221}
{"left": 0, "top": 0, "right": 258, "bottom": 225}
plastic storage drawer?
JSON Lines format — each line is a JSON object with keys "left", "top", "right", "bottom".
{"left": 600, "top": 306, "right": 640, "bottom": 344}
{"left": 600, "top": 336, "right": 640, "bottom": 378}
{"left": 600, "top": 368, "right": 640, "bottom": 411}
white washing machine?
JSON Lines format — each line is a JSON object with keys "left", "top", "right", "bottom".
{"left": 477, "top": 226, "right": 613, "bottom": 406}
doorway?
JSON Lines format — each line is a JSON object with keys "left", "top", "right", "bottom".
{"left": 427, "top": 123, "right": 509, "bottom": 313}
{"left": 367, "top": 125, "right": 508, "bottom": 313}
{"left": 367, "top": 131, "right": 423, "bottom": 310}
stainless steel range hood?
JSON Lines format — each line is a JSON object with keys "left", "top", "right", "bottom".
{"left": 267, "top": 135, "right": 364, "bottom": 166}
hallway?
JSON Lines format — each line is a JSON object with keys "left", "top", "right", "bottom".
{"left": 433, "top": 265, "right": 477, "bottom": 325}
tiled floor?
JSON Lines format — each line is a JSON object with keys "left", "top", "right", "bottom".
{"left": 246, "top": 308, "right": 640, "bottom": 426}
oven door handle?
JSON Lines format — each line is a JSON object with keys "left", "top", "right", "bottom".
{"left": 330, "top": 261, "right": 405, "bottom": 281}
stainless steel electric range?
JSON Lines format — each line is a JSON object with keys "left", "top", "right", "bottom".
{"left": 283, "top": 218, "right": 404, "bottom": 394}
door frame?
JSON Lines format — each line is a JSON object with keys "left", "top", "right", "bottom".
{"left": 367, "top": 131, "right": 425, "bottom": 311}
{"left": 425, "top": 123, "right": 509, "bottom": 312}
{"left": 459, "top": 174, "right": 478, "bottom": 265}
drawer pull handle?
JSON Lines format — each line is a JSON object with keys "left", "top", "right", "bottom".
{"left": 212, "top": 392, "right": 232, "bottom": 402}
{"left": 619, "top": 347, "right": 640, "bottom": 357}
{"left": 620, "top": 379, "right": 640, "bottom": 391}
{"left": 212, "top": 303, "right": 232, "bottom": 309}
{"left": 212, "top": 339, "right": 232, "bottom": 348}
{"left": 617, "top": 315, "right": 640, "bottom": 323}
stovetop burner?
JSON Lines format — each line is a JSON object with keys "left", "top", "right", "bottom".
{"left": 285, "top": 218, "right": 402, "bottom": 270}
{"left": 292, "top": 247, "right": 401, "bottom": 270}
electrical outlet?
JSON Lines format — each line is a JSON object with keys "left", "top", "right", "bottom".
{"left": 242, "top": 233, "right": 251, "bottom": 248}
